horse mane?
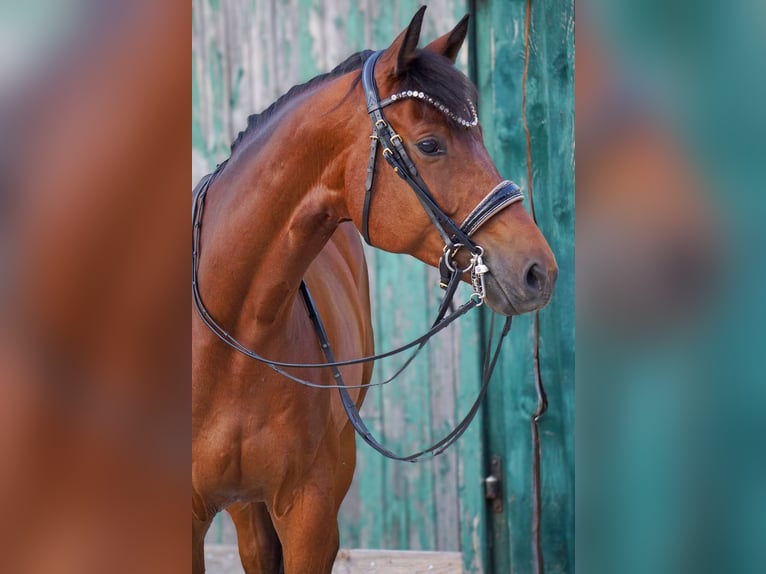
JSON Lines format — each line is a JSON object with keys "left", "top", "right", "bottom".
{"left": 230, "top": 48, "right": 479, "bottom": 153}
{"left": 230, "top": 50, "right": 374, "bottom": 152}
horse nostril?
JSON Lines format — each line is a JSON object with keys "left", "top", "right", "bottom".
{"left": 525, "top": 262, "right": 546, "bottom": 294}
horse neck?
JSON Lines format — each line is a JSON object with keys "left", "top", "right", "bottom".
{"left": 199, "top": 77, "right": 361, "bottom": 332}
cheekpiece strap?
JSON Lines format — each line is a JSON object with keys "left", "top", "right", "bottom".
{"left": 360, "top": 51, "right": 477, "bottom": 251}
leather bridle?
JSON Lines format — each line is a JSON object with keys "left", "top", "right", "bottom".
{"left": 360, "top": 50, "right": 524, "bottom": 289}
{"left": 192, "top": 50, "right": 526, "bottom": 461}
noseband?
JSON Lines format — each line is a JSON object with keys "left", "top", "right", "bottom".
{"left": 360, "top": 50, "right": 524, "bottom": 294}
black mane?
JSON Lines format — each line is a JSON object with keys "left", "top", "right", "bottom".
{"left": 230, "top": 48, "right": 479, "bottom": 153}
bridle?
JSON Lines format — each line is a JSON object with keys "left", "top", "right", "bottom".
{"left": 192, "top": 50, "right": 525, "bottom": 461}
{"left": 360, "top": 50, "right": 524, "bottom": 289}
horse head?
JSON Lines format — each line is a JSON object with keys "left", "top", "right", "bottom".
{"left": 343, "top": 7, "right": 557, "bottom": 315}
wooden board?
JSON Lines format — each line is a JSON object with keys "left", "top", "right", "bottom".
{"left": 474, "top": 0, "right": 575, "bottom": 571}
{"left": 204, "top": 545, "right": 463, "bottom": 574}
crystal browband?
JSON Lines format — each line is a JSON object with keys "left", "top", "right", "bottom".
{"left": 379, "top": 90, "right": 479, "bottom": 128}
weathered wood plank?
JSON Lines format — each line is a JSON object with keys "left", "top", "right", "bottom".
{"left": 473, "top": 0, "right": 575, "bottom": 572}
{"left": 452, "top": 289, "right": 488, "bottom": 574}
{"left": 426, "top": 267, "right": 460, "bottom": 553}
{"left": 333, "top": 549, "right": 464, "bottom": 573}
{"left": 204, "top": 544, "right": 242, "bottom": 574}
{"left": 524, "top": 2, "right": 575, "bottom": 572}
{"left": 203, "top": 545, "right": 464, "bottom": 574}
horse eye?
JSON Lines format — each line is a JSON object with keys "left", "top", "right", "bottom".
{"left": 416, "top": 138, "right": 442, "bottom": 156}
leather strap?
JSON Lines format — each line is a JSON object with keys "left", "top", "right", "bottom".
{"left": 362, "top": 134, "right": 378, "bottom": 243}
{"left": 459, "top": 180, "right": 524, "bottom": 237}
{"left": 300, "top": 277, "right": 511, "bottom": 462}
{"left": 193, "top": 173, "right": 481, "bottom": 378}
{"left": 361, "top": 51, "right": 477, "bottom": 251}
{"left": 438, "top": 180, "right": 524, "bottom": 287}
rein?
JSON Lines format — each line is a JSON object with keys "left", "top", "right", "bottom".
{"left": 192, "top": 51, "right": 524, "bottom": 461}
{"left": 193, "top": 172, "right": 481, "bottom": 380}
{"left": 193, "top": 173, "right": 504, "bottom": 462}
{"left": 302, "top": 279, "right": 511, "bottom": 462}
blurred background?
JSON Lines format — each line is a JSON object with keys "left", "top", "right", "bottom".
{"left": 0, "top": 0, "right": 189, "bottom": 572}
{"left": 577, "top": 1, "right": 766, "bottom": 573}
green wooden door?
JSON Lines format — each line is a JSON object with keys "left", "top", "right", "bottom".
{"left": 473, "top": 1, "right": 575, "bottom": 572}
{"left": 192, "top": 2, "right": 574, "bottom": 572}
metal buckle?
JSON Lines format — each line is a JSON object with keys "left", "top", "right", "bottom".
{"left": 442, "top": 243, "right": 474, "bottom": 274}
{"left": 442, "top": 244, "right": 489, "bottom": 302}
{"left": 469, "top": 247, "right": 489, "bottom": 302}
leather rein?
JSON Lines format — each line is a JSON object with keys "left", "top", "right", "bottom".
{"left": 192, "top": 50, "right": 524, "bottom": 461}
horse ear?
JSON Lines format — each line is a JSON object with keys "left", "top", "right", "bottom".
{"left": 425, "top": 14, "right": 469, "bottom": 63}
{"left": 384, "top": 6, "right": 427, "bottom": 76}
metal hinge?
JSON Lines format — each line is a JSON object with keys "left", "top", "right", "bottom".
{"left": 483, "top": 455, "right": 504, "bottom": 514}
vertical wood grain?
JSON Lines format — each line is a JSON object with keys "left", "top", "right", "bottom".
{"left": 474, "top": 0, "right": 575, "bottom": 572}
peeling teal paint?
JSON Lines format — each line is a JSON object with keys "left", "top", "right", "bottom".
{"left": 475, "top": 1, "right": 574, "bottom": 572}
{"left": 210, "top": 46, "right": 225, "bottom": 153}
{"left": 230, "top": 67, "right": 244, "bottom": 108}
{"left": 344, "top": 3, "right": 366, "bottom": 52}
{"left": 192, "top": 53, "right": 203, "bottom": 152}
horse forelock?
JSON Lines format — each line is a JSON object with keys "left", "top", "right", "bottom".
{"left": 229, "top": 48, "right": 478, "bottom": 154}
{"left": 395, "top": 50, "right": 479, "bottom": 129}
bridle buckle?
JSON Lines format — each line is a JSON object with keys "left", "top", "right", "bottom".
{"left": 470, "top": 248, "right": 488, "bottom": 303}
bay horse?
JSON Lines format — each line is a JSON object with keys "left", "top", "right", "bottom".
{"left": 192, "top": 7, "right": 557, "bottom": 573}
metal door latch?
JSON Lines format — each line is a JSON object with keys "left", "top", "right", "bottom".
{"left": 483, "top": 455, "right": 504, "bottom": 514}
